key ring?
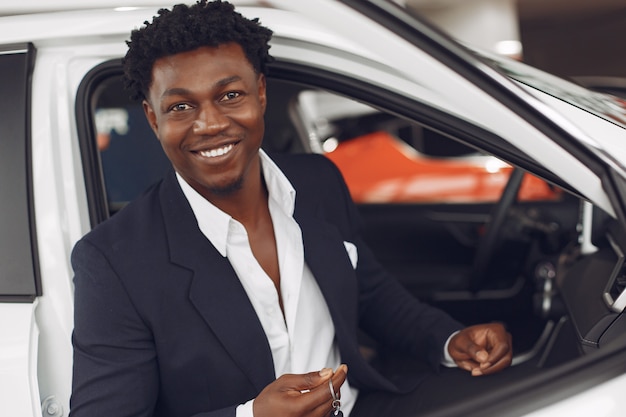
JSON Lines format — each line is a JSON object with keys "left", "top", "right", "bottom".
{"left": 328, "top": 378, "right": 339, "bottom": 402}
{"left": 328, "top": 379, "right": 343, "bottom": 416}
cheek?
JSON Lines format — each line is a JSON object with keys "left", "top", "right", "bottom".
{"left": 156, "top": 121, "right": 185, "bottom": 148}
{"left": 237, "top": 106, "right": 265, "bottom": 130}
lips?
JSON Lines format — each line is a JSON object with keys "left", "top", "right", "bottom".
{"left": 197, "top": 143, "right": 235, "bottom": 158}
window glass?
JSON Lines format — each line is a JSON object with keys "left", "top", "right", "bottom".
{"left": 89, "top": 73, "right": 559, "bottom": 214}
{"left": 0, "top": 44, "right": 39, "bottom": 299}
{"left": 93, "top": 75, "right": 171, "bottom": 213}
{"left": 293, "top": 90, "right": 560, "bottom": 204}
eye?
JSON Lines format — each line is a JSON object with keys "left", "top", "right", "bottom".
{"left": 220, "top": 91, "right": 241, "bottom": 102}
{"left": 169, "top": 103, "right": 192, "bottom": 112}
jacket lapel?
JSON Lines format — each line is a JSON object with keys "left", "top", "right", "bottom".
{"left": 292, "top": 173, "right": 399, "bottom": 392}
{"left": 297, "top": 215, "right": 359, "bottom": 338}
{"left": 158, "top": 172, "right": 275, "bottom": 392}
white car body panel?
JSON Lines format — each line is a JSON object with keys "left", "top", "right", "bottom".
{"left": 0, "top": 303, "right": 41, "bottom": 417}
{"left": 520, "top": 83, "right": 626, "bottom": 176}
{"left": 525, "top": 373, "right": 626, "bottom": 417}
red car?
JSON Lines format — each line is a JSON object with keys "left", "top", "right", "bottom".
{"left": 326, "top": 130, "right": 559, "bottom": 204}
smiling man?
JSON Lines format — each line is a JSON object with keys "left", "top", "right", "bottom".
{"left": 69, "top": 2, "right": 512, "bottom": 417}
{"left": 144, "top": 44, "right": 267, "bottom": 198}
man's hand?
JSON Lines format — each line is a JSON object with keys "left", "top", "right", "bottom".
{"left": 253, "top": 365, "right": 348, "bottom": 417}
{"left": 448, "top": 323, "right": 512, "bottom": 376}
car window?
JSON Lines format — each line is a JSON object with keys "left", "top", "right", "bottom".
{"left": 291, "top": 89, "right": 560, "bottom": 204}
{"left": 86, "top": 67, "right": 560, "bottom": 214}
{"left": 85, "top": 70, "right": 170, "bottom": 216}
{"left": 93, "top": 75, "right": 171, "bottom": 213}
{"left": 0, "top": 43, "right": 39, "bottom": 300}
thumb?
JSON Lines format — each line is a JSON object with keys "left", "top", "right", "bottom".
{"left": 472, "top": 346, "right": 489, "bottom": 363}
{"left": 451, "top": 336, "right": 488, "bottom": 363}
{"left": 462, "top": 340, "right": 488, "bottom": 362}
{"left": 296, "top": 368, "right": 333, "bottom": 393}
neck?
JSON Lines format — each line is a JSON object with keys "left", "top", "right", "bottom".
{"left": 204, "top": 166, "right": 268, "bottom": 228}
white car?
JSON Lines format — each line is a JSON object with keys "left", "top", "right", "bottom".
{"left": 2, "top": 1, "right": 626, "bottom": 416}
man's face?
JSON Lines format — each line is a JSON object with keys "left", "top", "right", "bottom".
{"left": 143, "top": 43, "right": 267, "bottom": 198}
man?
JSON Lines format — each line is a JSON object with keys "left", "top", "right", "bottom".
{"left": 69, "top": 1, "right": 512, "bottom": 416}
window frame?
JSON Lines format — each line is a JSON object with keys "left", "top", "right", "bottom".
{"left": 0, "top": 43, "right": 40, "bottom": 301}
{"left": 76, "top": 58, "right": 578, "bottom": 226}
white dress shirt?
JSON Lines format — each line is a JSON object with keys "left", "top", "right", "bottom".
{"left": 176, "top": 150, "right": 358, "bottom": 416}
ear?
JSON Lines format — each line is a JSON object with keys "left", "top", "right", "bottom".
{"left": 257, "top": 73, "right": 267, "bottom": 114}
{"left": 142, "top": 99, "right": 159, "bottom": 137}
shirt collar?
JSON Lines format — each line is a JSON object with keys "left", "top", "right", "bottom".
{"left": 176, "top": 150, "right": 296, "bottom": 257}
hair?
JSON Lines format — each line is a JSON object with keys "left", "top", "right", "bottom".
{"left": 122, "top": 0, "right": 274, "bottom": 101}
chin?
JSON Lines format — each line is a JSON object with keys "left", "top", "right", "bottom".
{"left": 206, "top": 176, "right": 244, "bottom": 196}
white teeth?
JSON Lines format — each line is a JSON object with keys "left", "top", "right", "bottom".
{"left": 200, "top": 143, "right": 234, "bottom": 158}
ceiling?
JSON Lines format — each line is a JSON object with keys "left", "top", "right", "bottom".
{"left": 3, "top": 0, "right": 626, "bottom": 18}
{"left": 518, "top": 0, "right": 626, "bottom": 19}
{"left": 403, "top": 0, "right": 626, "bottom": 78}
{"left": 406, "top": 0, "right": 626, "bottom": 19}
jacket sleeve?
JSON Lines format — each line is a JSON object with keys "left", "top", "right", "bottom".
{"left": 70, "top": 237, "right": 161, "bottom": 417}
{"left": 70, "top": 238, "right": 240, "bottom": 417}
{"left": 320, "top": 155, "right": 464, "bottom": 367}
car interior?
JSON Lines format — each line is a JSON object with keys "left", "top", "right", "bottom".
{"left": 78, "top": 60, "right": 626, "bottom": 410}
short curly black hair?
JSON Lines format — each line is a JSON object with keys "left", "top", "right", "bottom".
{"left": 123, "top": 0, "right": 274, "bottom": 101}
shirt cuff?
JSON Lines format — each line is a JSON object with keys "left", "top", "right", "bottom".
{"left": 441, "top": 330, "right": 460, "bottom": 367}
{"left": 236, "top": 399, "right": 255, "bottom": 417}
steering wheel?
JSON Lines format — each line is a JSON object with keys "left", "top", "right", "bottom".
{"left": 469, "top": 167, "right": 525, "bottom": 291}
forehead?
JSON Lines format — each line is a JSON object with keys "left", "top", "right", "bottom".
{"left": 148, "top": 43, "right": 255, "bottom": 93}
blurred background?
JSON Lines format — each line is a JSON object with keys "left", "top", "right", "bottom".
{"left": 406, "top": 0, "right": 626, "bottom": 81}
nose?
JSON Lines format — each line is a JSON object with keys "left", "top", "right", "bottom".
{"left": 193, "top": 104, "right": 229, "bottom": 135}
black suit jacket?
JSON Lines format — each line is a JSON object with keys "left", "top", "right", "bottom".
{"left": 69, "top": 153, "right": 463, "bottom": 417}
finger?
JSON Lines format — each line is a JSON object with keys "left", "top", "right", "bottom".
{"left": 480, "top": 328, "right": 512, "bottom": 366}
{"left": 455, "top": 359, "right": 480, "bottom": 373}
{"left": 481, "top": 335, "right": 513, "bottom": 375}
{"left": 280, "top": 368, "right": 333, "bottom": 397}
{"left": 298, "top": 365, "right": 348, "bottom": 410}
{"left": 483, "top": 340, "right": 510, "bottom": 365}
{"left": 330, "top": 364, "right": 348, "bottom": 398}
{"left": 309, "top": 379, "right": 339, "bottom": 417}
{"left": 318, "top": 365, "right": 347, "bottom": 401}
{"left": 477, "top": 350, "right": 511, "bottom": 374}
{"left": 310, "top": 365, "right": 348, "bottom": 417}
{"left": 484, "top": 329, "right": 512, "bottom": 360}
{"left": 454, "top": 339, "right": 488, "bottom": 363}
{"left": 311, "top": 396, "right": 335, "bottom": 417}
{"left": 474, "top": 332, "right": 513, "bottom": 376}
{"left": 479, "top": 356, "right": 511, "bottom": 375}
{"left": 456, "top": 359, "right": 490, "bottom": 377}
{"left": 274, "top": 378, "right": 333, "bottom": 416}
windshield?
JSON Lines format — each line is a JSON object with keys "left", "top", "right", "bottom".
{"left": 383, "top": 0, "right": 626, "bottom": 130}
{"left": 478, "top": 52, "right": 626, "bottom": 130}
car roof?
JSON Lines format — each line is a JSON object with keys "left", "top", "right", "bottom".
{"left": 0, "top": 2, "right": 372, "bottom": 58}
{"left": 0, "top": 0, "right": 259, "bottom": 16}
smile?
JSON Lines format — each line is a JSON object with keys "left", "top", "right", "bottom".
{"left": 198, "top": 143, "right": 235, "bottom": 158}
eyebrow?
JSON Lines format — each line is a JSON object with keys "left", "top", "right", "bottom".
{"left": 160, "top": 75, "right": 243, "bottom": 99}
